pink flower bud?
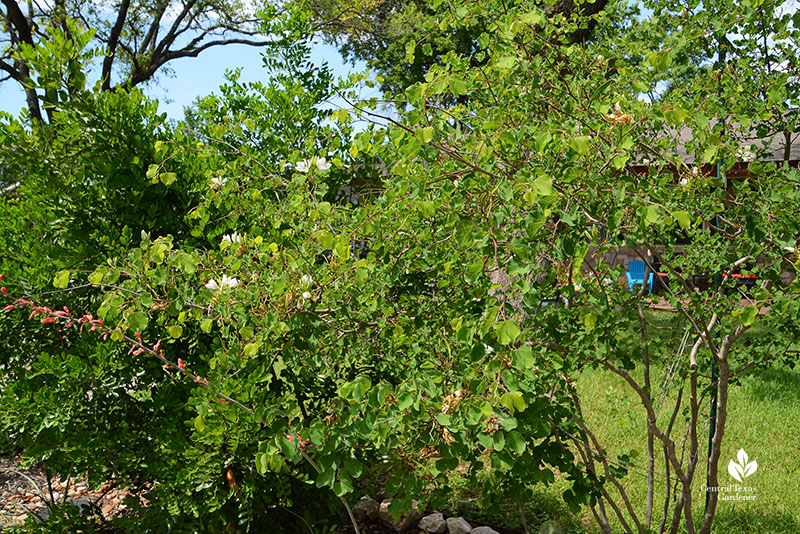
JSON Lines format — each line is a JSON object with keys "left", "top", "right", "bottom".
{"left": 3, "top": 305, "right": 15, "bottom": 312}
{"left": 41, "top": 317, "right": 56, "bottom": 324}
{"left": 132, "top": 348, "right": 145, "bottom": 356}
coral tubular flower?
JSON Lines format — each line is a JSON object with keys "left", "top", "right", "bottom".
{"left": 3, "top": 305, "right": 15, "bottom": 312}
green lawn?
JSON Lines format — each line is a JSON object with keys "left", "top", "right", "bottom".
{"left": 449, "top": 312, "right": 800, "bottom": 534}
{"left": 555, "top": 312, "right": 800, "bottom": 533}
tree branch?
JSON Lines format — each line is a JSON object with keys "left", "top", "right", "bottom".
{"left": 101, "top": 0, "right": 132, "bottom": 91}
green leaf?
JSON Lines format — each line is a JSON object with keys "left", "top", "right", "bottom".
{"left": 513, "top": 345, "right": 535, "bottom": 369}
{"left": 492, "top": 432, "right": 505, "bottom": 451}
{"left": 507, "top": 431, "right": 526, "bottom": 453}
{"left": 343, "top": 459, "right": 363, "bottom": 478}
{"left": 495, "top": 56, "right": 516, "bottom": 70}
{"left": 243, "top": 342, "right": 260, "bottom": 357}
{"left": 174, "top": 253, "right": 198, "bottom": 274}
{"left": 501, "top": 417, "right": 518, "bottom": 431}
{"left": 448, "top": 77, "right": 467, "bottom": 96}
{"left": 496, "top": 320, "right": 520, "bottom": 345}
{"left": 464, "top": 259, "right": 483, "bottom": 283}
{"left": 194, "top": 415, "right": 205, "bottom": 432}
{"left": 146, "top": 164, "right": 159, "bottom": 180}
{"left": 645, "top": 205, "right": 660, "bottom": 225}
{"left": 160, "top": 172, "right": 177, "bottom": 186}
{"left": 128, "top": 312, "right": 148, "bottom": 333}
{"left": 500, "top": 391, "right": 526, "bottom": 413}
{"left": 168, "top": 325, "right": 183, "bottom": 339}
{"left": 674, "top": 210, "right": 691, "bottom": 229}
{"left": 435, "top": 413, "right": 451, "bottom": 426}
{"left": 333, "top": 479, "right": 354, "bottom": 497}
{"left": 104, "top": 269, "right": 121, "bottom": 284}
{"left": 200, "top": 318, "right": 213, "bottom": 333}
{"left": 88, "top": 269, "right": 104, "bottom": 284}
{"left": 703, "top": 145, "right": 718, "bottom": 164}
{"left": 415, "top": 126, "right": 434, "bottom": 144}
{"left": 255, "top": 452, "right": 269, "bottom": 475}
{"left": 419, "top": 200, "right": 435, "bottom": 217}
{"left": 569, "top": 136, "right": 591, "bottom": 156}
{"left": 53, "top": 270, "right": 70, "bottom": 289}
{"left": 533, "top": 175, "right": 553, "bottom": 196}
{"left": 519, "top": 9, "right": 543, "bottom": 25}
{"left": 735, "top": 305, "right": 758, "bottom": 326}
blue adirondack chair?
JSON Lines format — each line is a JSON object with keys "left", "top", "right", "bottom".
{"left": 626, "top": 260, "right": 654, "bottom": 293}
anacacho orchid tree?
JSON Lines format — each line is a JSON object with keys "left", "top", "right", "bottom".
{"left": 2, "top": 0, "right": 800, "bottom": 533}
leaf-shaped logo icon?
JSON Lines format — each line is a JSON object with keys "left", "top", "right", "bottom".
{"left": 728, "top": 448, "right": 757, "bottom": 483}
{"left": 728, "top": 459, "right": 744, "bottom": 482}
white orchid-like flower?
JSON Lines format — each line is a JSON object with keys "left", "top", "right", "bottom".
{"left": 300, "top": 274, "right": 313, "bottom": 288}
{"left": 220, "top": 275, "right": 239, "bottom": 289}
{"left": 204, "top": 275, "right": 239, "bottom": 291}
{"left": 680, "top": 177, "right": 690, "bottom": 187}
{"left": 735, "top": 145, "right": 755, "bottom": 163}
{"left": 302, "top": 291, "right": 312, "bottom": 300}
{"left": 222, "top": 232, "right": 242, "bottom": 245}
{"left": 295, "top": 157, "right": 332, "bottom": 173}
{"left": 484, "top": 344, "right": 495, "bottom": 355}
{"left": 210, "top": 176, "right": 228, "bottom": 190}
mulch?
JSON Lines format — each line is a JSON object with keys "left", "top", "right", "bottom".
{"left": 0, "top": 455, "right": 134, "bottom": 529}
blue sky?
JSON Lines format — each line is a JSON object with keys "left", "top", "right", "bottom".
{"left": 0, "top": 40, "right": 363, "bottom": 121}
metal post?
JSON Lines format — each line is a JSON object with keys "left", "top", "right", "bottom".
{"left": 706, "top": 38, "right": 726, "bottom": 514}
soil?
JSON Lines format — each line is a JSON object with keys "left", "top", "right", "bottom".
{"left": 0, "top": 454, "right": 134, "bottom": 529}
{"left": 1, "top": 456, "right": 525, "bottom": 534}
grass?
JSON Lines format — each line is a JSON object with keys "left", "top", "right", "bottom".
{"left": 540, "top": 311, "right": 800, "bottom": 533}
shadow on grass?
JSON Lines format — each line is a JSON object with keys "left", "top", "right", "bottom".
{"left": 711, "top": 507, "right": 800, "bottom": 534}
{"left": 740, "top": 365, "right": 800, "bottom": 403}
{"left": 451, "top": 485, "right": 589, "bottom": 534}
